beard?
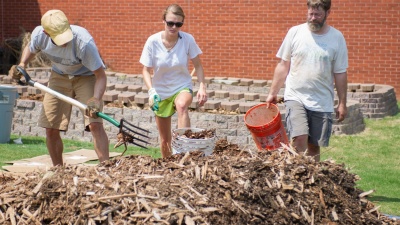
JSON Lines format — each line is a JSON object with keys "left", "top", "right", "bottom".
{"left": 307, "top": 15, "right": 327, "bottom": 32}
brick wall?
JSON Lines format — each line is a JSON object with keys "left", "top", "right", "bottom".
{"left": 1, "top": 1, "right": 400, "bottom": 98}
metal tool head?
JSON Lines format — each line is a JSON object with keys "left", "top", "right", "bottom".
{"left": 16, "top": 66, "right": 35, "bottom": 86}
{"left": 115, "top": 119, "right": 150, "bottom": 149}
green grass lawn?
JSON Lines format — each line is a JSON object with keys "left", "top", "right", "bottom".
{"left": 321, "top": 111, "right": 400, "bottom": 216}
{"left": 1, "top": 107, "right": 399, "bottom": 216}
{"left": 0, "top": 135, "right": 161, "bottom": 168}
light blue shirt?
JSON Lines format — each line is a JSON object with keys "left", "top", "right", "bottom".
{"left": 29, "top": 25, "right": 105, "bottom": 76}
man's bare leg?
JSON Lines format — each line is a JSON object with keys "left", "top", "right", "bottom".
{"left": 46, "top": 128, "right": 64, "bottom": 166}
{"left": 89, "top": 122, "right": 110, "bottom": 163}
{"left": 307, "top": 143, "right": 320, "bottom": 162}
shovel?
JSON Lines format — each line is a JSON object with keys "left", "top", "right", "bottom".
{"left": 16, "top": 66, "right": 150, "bottom": 152}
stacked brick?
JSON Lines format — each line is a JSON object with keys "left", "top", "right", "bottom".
{"left": 347, "top": 84, "right": 399, "bottom": 119}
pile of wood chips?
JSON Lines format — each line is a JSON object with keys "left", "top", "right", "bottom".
{"left": 0, "top": 139, "right": 398, "bottom": 224}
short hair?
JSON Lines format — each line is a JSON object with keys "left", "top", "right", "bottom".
{"left": 307, "top": 0, "right": 331, "bottom": 11}
{"left": 162, "top": 4, "right": 185, "bottom": 22}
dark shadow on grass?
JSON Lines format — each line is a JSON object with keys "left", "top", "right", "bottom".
{"left": 369, "top": 195, "right": 400, "bottom": 203}
{"left": 368, "top": 196, "right": 400, "bottom": 217}
{"left": 7, "top": 138, "right": 46, "bottom": 145}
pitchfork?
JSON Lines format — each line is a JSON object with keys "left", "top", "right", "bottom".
{"left": 16, "top": 66, "right": 150, "bottom": 153}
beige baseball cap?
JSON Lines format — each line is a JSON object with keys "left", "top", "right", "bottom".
{"left": 41, "top": 9, "right": 73, "bottom": 46}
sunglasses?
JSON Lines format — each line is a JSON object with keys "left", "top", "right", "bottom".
{"left": 164, "top": 20, "right": 183, "bottom": 28}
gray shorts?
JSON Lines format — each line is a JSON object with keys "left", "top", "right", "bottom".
{"left": 285, "top": 100, "right": 333, "bottom": 147}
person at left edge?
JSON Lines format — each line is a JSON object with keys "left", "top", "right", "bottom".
{"left": 11, "top": 9, "right": 109, "bottom": 166}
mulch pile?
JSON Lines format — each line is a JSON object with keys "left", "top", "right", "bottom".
{"left": 0, "top": 139, "right": 398, "bottom": 224}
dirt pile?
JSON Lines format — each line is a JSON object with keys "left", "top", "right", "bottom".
{"left": 0, "top": 140, "right": 398, "bottom": 224}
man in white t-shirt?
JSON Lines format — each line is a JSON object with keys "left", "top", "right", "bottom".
{"left": 266, "top": 0, "right": 348, "bottom": 161}
{"left": 11, "top": 9, "right": 109, "bottom": 166}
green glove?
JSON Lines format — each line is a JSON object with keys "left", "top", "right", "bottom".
{"left": 148, "top": 88, "right": 161, "bottom": 111}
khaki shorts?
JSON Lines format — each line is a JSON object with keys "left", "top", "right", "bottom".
{"left": 154, "top": 88, "right": 193, "bottom": 117}
{"left": 38, "top": 71, "right": 103, "bottom": 131}
{"left": 285, "top": 100, "right": 332, "bottom": 146}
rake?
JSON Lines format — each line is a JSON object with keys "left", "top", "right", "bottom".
{"left": 16, "top": 66, "right": 150, "bottom": 153}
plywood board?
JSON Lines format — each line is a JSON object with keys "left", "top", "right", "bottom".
{"left": 2, "top": 149, "right": 121, "bottom": 174}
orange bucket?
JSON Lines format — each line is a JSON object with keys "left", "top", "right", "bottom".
{"left": 244, "top": 103, "right": 289, "bottom": 150}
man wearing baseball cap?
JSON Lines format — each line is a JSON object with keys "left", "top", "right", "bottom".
{"left": 41, "top": 9, "right": 73, "bottom": 46}
{"left": 11, "top": 9, "right": 109, "bottom": 166}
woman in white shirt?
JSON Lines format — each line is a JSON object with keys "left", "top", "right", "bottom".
{"left": 140, "top": 4, "right": 207, "bottom": 158}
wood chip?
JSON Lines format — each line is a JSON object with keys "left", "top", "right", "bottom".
{"left": 138, "top": 198, "right": 152, "bottom": 212}
{"left": 232, "top": 200, "right": 249, "bottom": 214}
{"left": 199, "top": 207, "right": 220, "bottom": 213}
{"left": 180, "top": 197, "right": 196, "bottom": 214}
{"left": 282, "top": 183, "right": 294, "bottom": 190}
{"left": 368, "top": 205, "right": 381, "bottom": 214}
{"left": 137, "top": 175, "right": 164, "bottom": 179}
{"left": 301, "top": 205, "right": 312, "bottom": 223}
{"left": 22, "top": 209, "right": 41, "bottom": 225}
{"left": 359, "top": 189, "right": 375, "bottom": 198}
{"left": 179, "top": 152, "right": 190, "bottom": 165}
{"left": 332, "top": 207, "right": 339, "bottom": 221}
{"left": 185, "top": 216, "right": 196, "bottom": 225}
{"left": 276, "top": 195, "right": 286, "bottom": 208}
{"left": 319, "top": 190, "right": 326, "bottom": 208}
{"left": 97, "top": 193, "right": 137, "bottom": 201}
{"left": 291, "top": 212, "right": 300, "bottom": 219}
{"left": 32, "top": 171, "right": 54, "bottom": 195}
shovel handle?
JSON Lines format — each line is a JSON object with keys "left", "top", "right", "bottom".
{"left": 97, "top": 112, "right": 120, "bottom": 127}
{"left": 16, "top": 66, "right": 123, "bottom": 129}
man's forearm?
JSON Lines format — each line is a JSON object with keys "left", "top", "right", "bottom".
{"left": 269, "top": 60, "right": 290, "bottom": 96}
{"left": 19, "top": 43, "right": 36, "bottom": 66}
{"left": 335, "top": 72, "right": 348, "bottom": 105}
{"left": 93, "top": 68, "right": 107, "bottom": 99}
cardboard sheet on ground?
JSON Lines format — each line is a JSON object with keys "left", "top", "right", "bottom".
{"left": 2, "top": 149, "right": 121, "bottom": 174}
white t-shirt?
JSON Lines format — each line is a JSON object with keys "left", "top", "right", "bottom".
{"left": 29, "top": 25, "right": 105, "bottom": 76}
{"left": 139, "top": 31, "right": 202, "bottom": 100}
{"left": 277, "top": 23, "right": 348, "bottom": 112}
